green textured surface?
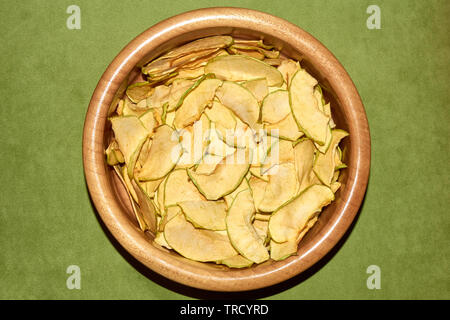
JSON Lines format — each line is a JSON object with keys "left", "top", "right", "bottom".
{"left": 0, "top": 0, "right": 449, "bottom": 300}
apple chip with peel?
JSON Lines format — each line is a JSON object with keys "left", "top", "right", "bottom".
{"left": 110, "top": 116, "right": 149, "bottom": 179}
{"left": 105, "top": 35, "right": 349, "bottom": 267}
{"left": 163, "top": 169, "right": 205, "bottom": 207}
{"left": 294, "top": 138, "right": 316, "bottom": 193}
{"left": 215, "top": 81, "right": 260, "bottom": 128}
{"left": 313, "top": 129, "right": 349, "bottom": 186}
{"left": 216, "top": 255, "right": 253, "bottom": 268}
{"left": 131, "top": 179, "right": 158, "bottom": 234}
{"left": 126, "top": 82, "right": 153, "bottom": 103}
{"left": 187, "top": 150, "right": 251, "bottom": 201}
{"left": 164, "top": 213, "right": 238, "bottom": 262}
{"left": 226, "top": 188, "right": 269, "bottom": 264}
{"left": 137, "top": 125, "right": 182, "bottom": 181}
{"left": 257, "top": 163, "right": 298, "bottom": 212}
{"left": 178, "top": 200, "right": 227, "bottom": 231}
{"left": 261, "top": 90, "right": 291, "bottom": 124}
{"left": 241, "top": 78, "right": 269, "bottom": 103}
{"left": 290, "top": 69, "right": 330, "bottom": 145}
{"left": 205, "top": 55, "right": 284, "bottom": 86}
{"left": 174, "top": 78, "right": 222, "bottom": 129}
{"left": 194, "top": 153, "right": 224, "bottom": 175}
{"left": 269, "top": 185, "right": 334, "bottom": 243}
{"left": 270, "top": 215, "right": 319, "bottom": 261}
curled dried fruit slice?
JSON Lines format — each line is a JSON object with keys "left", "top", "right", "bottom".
{"left": 163, "top": 169, "right": 205, "bottom": 207}
{"left": 188, "top": 150, "right": 251, "bottom": 201}
{"left": 137, "top": 125, "right": 182, "bottom": 181}
{"left": 241, "top": 78, "right": 268, "bottom": 103}
{"left": 226, "top": 188, "right": 269, "bottom": 264}
{"left": 174, "top": 77, "right": 222, "bottom": 129}
{"left": 216, "top": 255, "right": 253, "bottom": 268}
{"left": 257, "top": 163, "right": 298, "bottom": 212}
{"left": 126, "top": 82, "right": 153, "bottom": 103}
{"left": 110, "top": 116, "right": 149, "bottom": 178}
{"left": 293, "top": 138, "right": 317, "bottom": 193}
{"left": 313, "top": 129, "right": 349, "bottom": 186}
{"left": 131, "top": 179, "right": 158, "bottom": 234}
{"left": 164, "top": 213, "right": 238, "bottom": 262}
{"left": 261, "top": 90, "right": 291, "bottom": 124}
{"left": 178, "top": 200, "right": 227, "bottom": 231}
{"left": 269, "top": 185, "right": 334, "bottom": 243}
{"left": 205, "top": 55, "right": 284, "bottom": 86}
{"left": 156, "top": 36, "right": 233, "bottom": 61}
{"left": 289, "top": 69, "right": 329, "bottom": 145}
{"left": 215, "top": 81, "right": 260, "bottom": 128}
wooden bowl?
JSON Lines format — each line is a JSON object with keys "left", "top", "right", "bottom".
{"left": 83, "top": 7, "right": 370, "bottom": 292}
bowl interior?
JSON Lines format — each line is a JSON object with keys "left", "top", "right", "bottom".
{"left": 104, "top": 26, "right": 352, "bottom": 273}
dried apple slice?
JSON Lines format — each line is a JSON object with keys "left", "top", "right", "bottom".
{"left": 105, "top": 139, "right": 124, "bottom": 166}
{"left": 174, "top": 78, "right": 222, "bottom": 129}
{"left": 138, "top": 109, "right": 158, "bottom": 134}
{"left": 205, "top": 55, "right": 284, "bottom": 86}
{"left": 126, "top": 82, "right": 153, "bottom": 103}
{"left": 194, "top": 153, "right": 224, "bottom": 175}
{"left": 163, "top": 169, "right": 205, "bottom": 207}
{"left": 112, "top": 166, "right": 146, "bottom": 231}
{"left": 215, "top": 81, "right": 260, "bottom": 128}
{"left": 216, "top": 255, "right": 253, "bottom": 268}
{"left": 228, "top": 47, "right": 265, "bottom": 60}
{"left": 188, "top": 150, "right": 251, "bottom": 200}
{"left": 204, "top": 100, "right": 237, "bottom": 138}
{"left": 263, "top": 58, "right": 282, "bottom": 66}
{"left": 131, "top": 179, "right": 158, "bottom": 233}
{"left": 289, "top": 69, "right": 329, "bottom": 145}
{"left": 110, "top": 116, "right": 149, "bottom": 178}
{"left": 270, "top": 215, "right": 318, "bottom": 261}
{"left": 155, "top": 36, "right": 233, "bottom": 61}
{"left": 146, "top": 84, "right": 170, "bottom": 109}
{"left": 265, "top": 113, "right": 304, "bottom": 142}
{"left": 261, "top": 90, "right": 291, "bottom": 124}
{"left": 226, "top": 188, "right": 269, "bottom": 263}
{"left": 234, "top": 39, "right": 274, "bottom": 50}
{"left": 242, "top": 78, "right": 268, "bottom": 103}
{"left": 166, "top": 79, "right": 195, "bottom": 112}
{"left": 164, "top": 213, "right": 238, "bottom": 262}
{"left": 249, "top": 166, "right": 269, "bottom": 182}
{"left": 177, "top": 113, "right": 210, "bottom": 168}
{"left": 158, "top": 204, "right": 181, "bottom": 232}
{"left": 178, "top": 200, "right": 227, "bottom": 231}
{"left": 207, "top": 123, "right": 236, "bottom": 158}
{"left": 269, "top": 185, "right": 334, "bottom": 243}
{"left": 231, "top": 44, "right": 279, "bottom": 59}
{"left": 313, "top": 129, "right": 349, "bottom": 186}
{"left": 253, "top": 219, "right": 269, "bottom": 244}
{"left": 138, "top": 178, "right": 163, "bottom": 198}
{"left": 277, "top": 59, "right": 300, "bottom": 86}
{"left": 261, "top": 138, "right": 295, "bottom": 175}
{"left": 248, "top": 176, "right": 266, "bottom": 210}
{"left": 258, "top": 163, "right": 298, "bottom": 212}
{"left": 223, "top": 177, "right": 250, "bottom": 208}
{"left": 137, "top": 125, "right": 182, "bottom": 181}
{"left": 294, "top": 138, "right": 316, "bottom": 192}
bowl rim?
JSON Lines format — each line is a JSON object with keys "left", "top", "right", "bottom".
{"left": 82, "top": 7, "right": 371, "bottom": 292}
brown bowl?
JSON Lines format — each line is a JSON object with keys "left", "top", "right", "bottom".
{"left": 82, "top": 7, "right": 370, "bottom": 292}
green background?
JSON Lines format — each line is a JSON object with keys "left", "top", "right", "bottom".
{"left": 1, "top": 0, "right": 449, "bottom": 300}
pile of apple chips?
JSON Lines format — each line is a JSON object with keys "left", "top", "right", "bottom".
{"left": 105, "top": 36, "right": 348, "bottom": 267}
